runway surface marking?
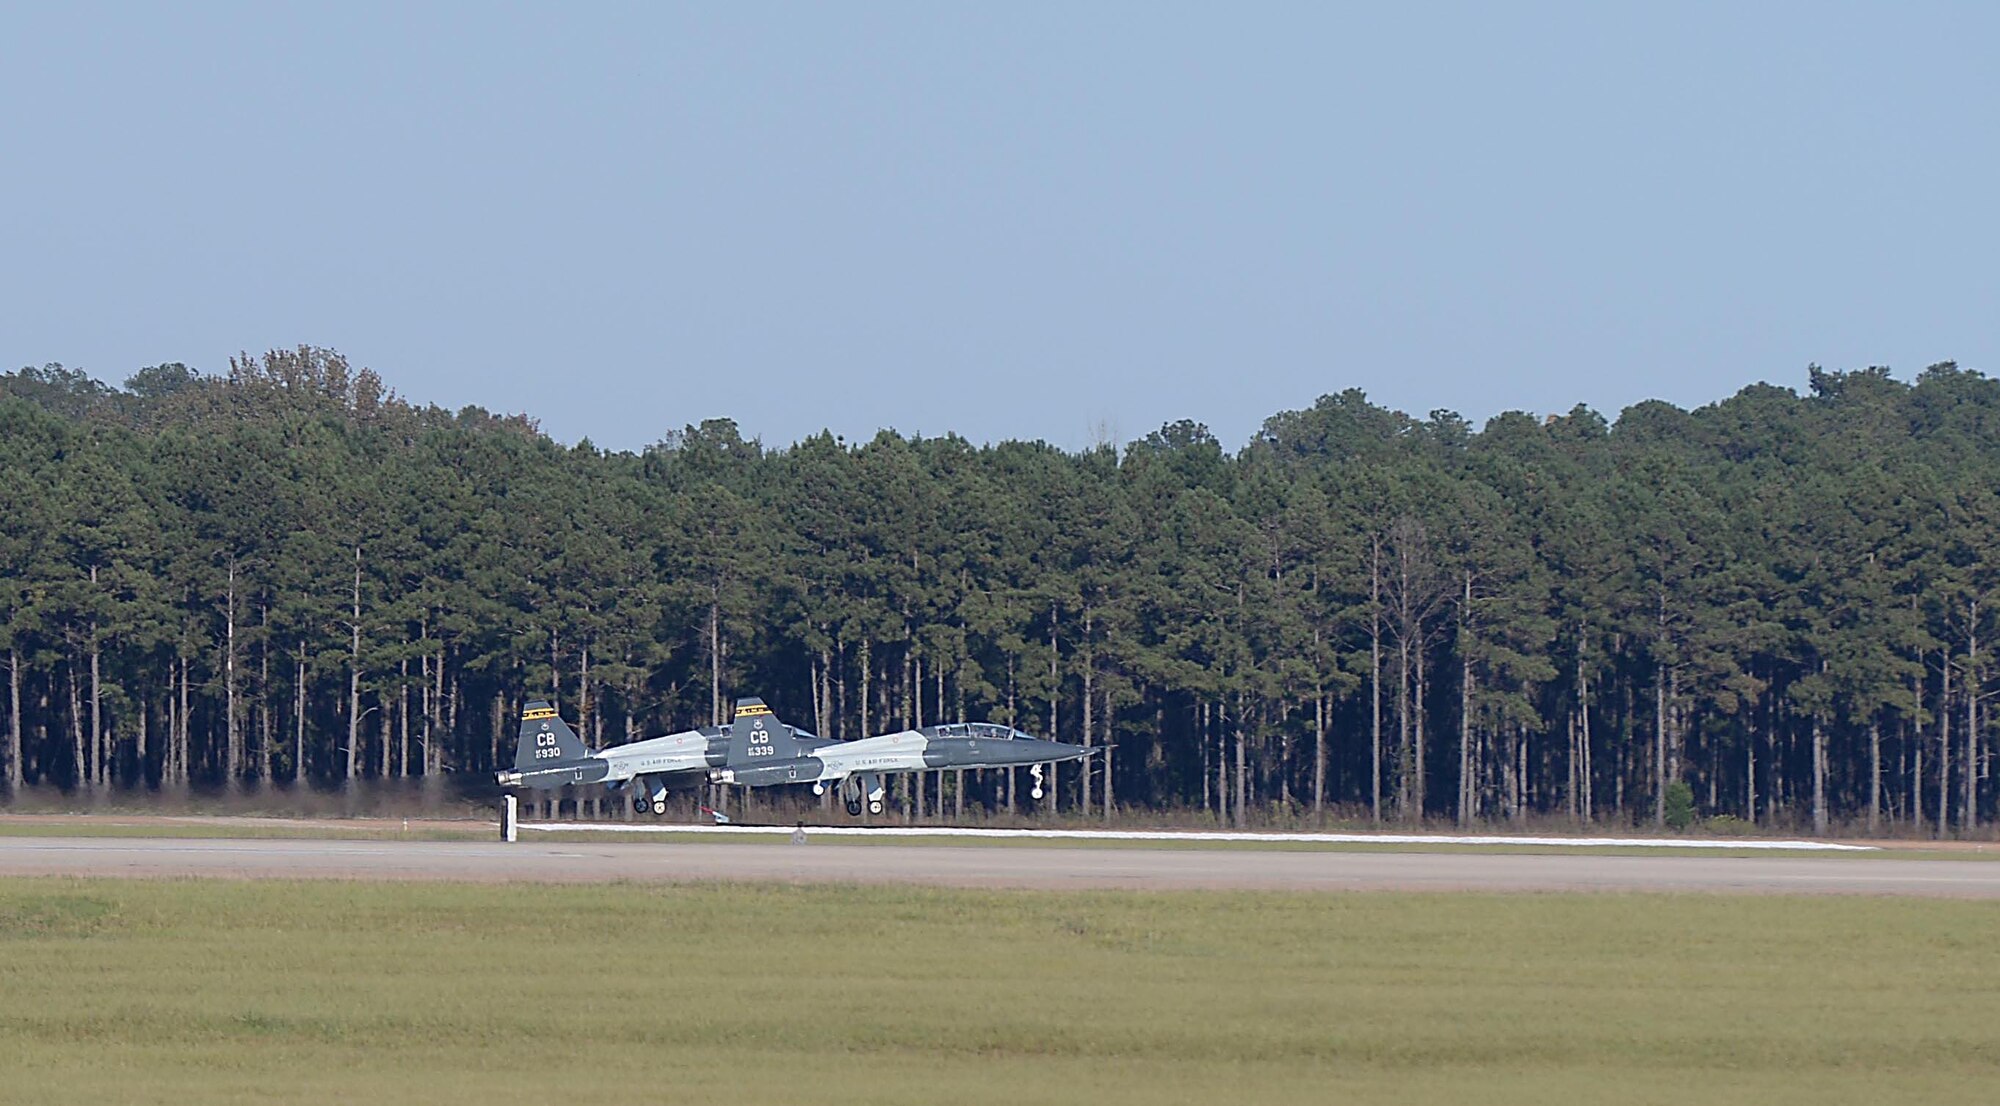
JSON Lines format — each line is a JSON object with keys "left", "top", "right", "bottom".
{"left": 518, "top": 823, "right": 1877, "bottom": 850}
{"left": 1, "top": 836, "right": 1993, "bottom": 895}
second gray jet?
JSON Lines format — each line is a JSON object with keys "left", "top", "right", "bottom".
{"left": 713, "top": 717, "right": 1096, "bottom": 816}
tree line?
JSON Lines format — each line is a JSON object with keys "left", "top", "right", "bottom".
{"left": 3, "top": 347, "right": 1997, "bottom": 835}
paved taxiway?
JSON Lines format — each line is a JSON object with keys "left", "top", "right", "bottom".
{"left": 3, "top": 836, "right": 1998, "bottom": 895}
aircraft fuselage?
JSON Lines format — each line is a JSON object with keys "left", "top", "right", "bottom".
{"left": 713, "top": 727, "right": 1088, "bottom": 787}
{"left": 498, "top": 726, "right": 836, "bottom": 789}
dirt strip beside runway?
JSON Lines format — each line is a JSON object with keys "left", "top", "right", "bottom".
{"left": 5, "top": 836, "right": 2000, "bottom": 895}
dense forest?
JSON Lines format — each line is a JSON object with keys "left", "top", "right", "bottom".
{"left": 4, "top": 347, "right": 1998, "bottom": 835}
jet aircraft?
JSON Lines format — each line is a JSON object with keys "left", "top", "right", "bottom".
{"left": 496, "top": 697, "right": 828, "bottom": 815}
{"left": 499, "top": 696, "right": 1097, "bottom": 818}
{"left": 711, "top": 717, "right": 1097, "bottom": 816}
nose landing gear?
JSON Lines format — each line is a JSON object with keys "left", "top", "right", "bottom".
{"left": 1030, "top": 763, "right": 1045, "bottom": 801}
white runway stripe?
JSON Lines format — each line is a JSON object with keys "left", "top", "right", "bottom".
{"left": 517, "top": 823, "right": 1876, "bottom": 850}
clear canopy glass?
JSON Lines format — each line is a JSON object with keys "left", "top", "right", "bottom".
{"left": 923, "top": 721, "right": 1029, "bottom": 740}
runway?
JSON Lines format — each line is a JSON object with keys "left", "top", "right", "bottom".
{"left": 520, "top": 822, "right": 1877, "bottom": 849}
{"left": 4, "top": 835, "right": 1999, "bottom": 895}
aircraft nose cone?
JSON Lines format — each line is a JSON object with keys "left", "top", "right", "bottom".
{"left": 1023, "top": 739, "right": 1091, "bottom": 762}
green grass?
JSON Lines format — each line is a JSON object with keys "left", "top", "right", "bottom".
{"left": 1, "top": 879, "right": 1997, "bottom": 1104}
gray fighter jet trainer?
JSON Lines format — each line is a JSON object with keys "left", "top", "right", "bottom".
{"left": 498, "top": 697, "right": 1097, "bottom": 818}
{"left": 496, "top": 697, "right": 830, "bottom": 815}
{"left": 711, "top": 715, "right": 1098, "bottom": 817}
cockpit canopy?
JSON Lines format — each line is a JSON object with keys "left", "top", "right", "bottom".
{"left": 921, "top": 721, "right": 1031, "bottom": 741}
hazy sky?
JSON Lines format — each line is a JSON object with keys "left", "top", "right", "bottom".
{"left": 4, "top": 3, "right": 1995, "bottom": 452}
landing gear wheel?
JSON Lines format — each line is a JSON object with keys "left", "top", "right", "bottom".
{"left": 867, "top": 799, "right": 885, "bottom": 816}
{"left": 651, "top": 799, "right": 668, "bottom": 816}
{"left": 633, "top": 795, "right": 650, "bottom": 814}
{"left": 845, "top": 800, "right": 863, "bottom": 817}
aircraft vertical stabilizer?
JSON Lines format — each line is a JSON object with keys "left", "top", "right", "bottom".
{"left": 724, "top": 697, "right": 803, "bottom": 764}
{"left": 515, "top": 700, "right": 590, "bottom": 771}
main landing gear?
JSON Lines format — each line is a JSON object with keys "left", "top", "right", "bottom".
{"left": 630, "top": 794, "right": 668, "bottom": 815}
{"left": 823, "top": 779, "right": 870, "bottom": 817}
{"left": 630, "top": 778, "right": 670, "bottom": 816}
{"left": 1030, "top": 763, "right": 1045, "bottom": 801}
{"left": 840, "top": 775, "right": 887, "bottom": 817}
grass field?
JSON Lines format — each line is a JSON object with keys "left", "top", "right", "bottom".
{"left": 2, "top": 879, "right": 1997, "bottom": 1105}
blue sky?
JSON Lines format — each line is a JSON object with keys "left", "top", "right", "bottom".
{"left": 3, "top": 2, "right": 1994, "bottom": 451}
